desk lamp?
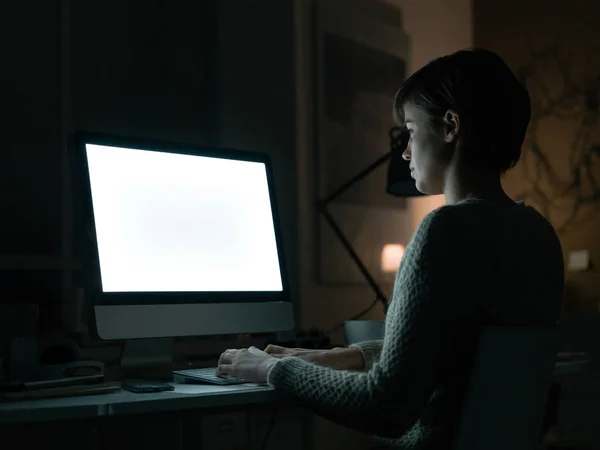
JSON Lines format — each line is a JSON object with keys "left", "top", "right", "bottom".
{"left": 318, "top": 127, "right": 424, "bottom": 315}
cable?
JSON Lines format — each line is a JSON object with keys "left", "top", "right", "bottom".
{"left": 325, "top": 297, "right": 380, "bottom": 336}
{"left": 96, "top": 425, "right": 108, "bottom": 450}
{"left": 259, "top": 408, "right": 277, "bottom": 450}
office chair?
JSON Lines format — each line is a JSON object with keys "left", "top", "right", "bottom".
{"left": 454, "top": 326, "right": 559, "bottom": 450}
{"left": 344, "top": 323, "right": 558, "bottom": 450}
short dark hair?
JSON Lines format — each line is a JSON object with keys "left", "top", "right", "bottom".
{"left": 393, "top": 48, "right": 531, "bottom": 173}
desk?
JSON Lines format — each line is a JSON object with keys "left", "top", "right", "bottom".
{"left": 0, "top": 382, "right": 289, "bottom": 424}
{"left": 0, "top": 356, "right": 590, "bottom": 424}
{"left": 0, "top": 356, "right": 590, "bottom": 425}
{"left": 0, "top": 359, "right": 591, "bottom": 450}
{"left": 554, "top": 358, "right": 591, "bottom": 376}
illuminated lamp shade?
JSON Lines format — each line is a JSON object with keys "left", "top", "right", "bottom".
{"left": 381, "top": 244, "right": 405, "bottom": 273}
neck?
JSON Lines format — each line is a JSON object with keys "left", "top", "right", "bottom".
{"left": 443, "top": 162, "right": 513, "bottom": 206}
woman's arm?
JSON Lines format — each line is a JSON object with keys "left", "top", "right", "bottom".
{"left": 349, "top": 340, "right": 383, "bottom": 370}
{"left": 265, "top": 345, "right": 366, "bottom": 370}
{"left": 267, "top": 207, "right": 474, "bottom": 438}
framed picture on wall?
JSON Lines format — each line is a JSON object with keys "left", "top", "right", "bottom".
{"left": 314, "top": 0, "right": 411, "bottom": 285}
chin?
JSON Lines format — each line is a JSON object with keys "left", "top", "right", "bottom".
{"left": 415, "top": 179, "right": 442, "bottom": 196}
{"left": 415, "top": 179, "right": 428, "bottom": 194}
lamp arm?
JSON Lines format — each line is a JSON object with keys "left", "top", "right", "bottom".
{"left": 318, "top": 207, "right": 389, "bottom": 313}
{"left": 318, "top": 150, "right": 392, "bottom": 314}
{"left": 321, "top": 152, "right": 392, "bottom": 205}
{"left": 316, "top": 127, "right": 411, "bottom": 317}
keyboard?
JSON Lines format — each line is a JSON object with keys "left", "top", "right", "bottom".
{"left": 172, "top": 367, "right": 249, "bottom": 385}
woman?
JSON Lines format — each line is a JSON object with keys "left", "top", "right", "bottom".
{"left": 217, "top": 48, "right": 564, "bottom": 449}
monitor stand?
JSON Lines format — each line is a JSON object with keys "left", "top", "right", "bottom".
{"left": 120, "top": 338, "right": 174, "bottom": 381}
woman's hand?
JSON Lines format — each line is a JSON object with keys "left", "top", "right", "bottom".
{"left": 264, "top": 345, "right": 364, "bottom": 371}
{"left": 216, "top": 346, "right": 278, "bottom": 384}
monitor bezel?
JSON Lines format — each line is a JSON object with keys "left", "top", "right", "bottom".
{"left": 70, "top": 131, "right": 291, "bottom": 307}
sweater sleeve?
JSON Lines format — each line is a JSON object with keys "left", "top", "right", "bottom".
{"left": 267, "top": 207, "right": 475, "bottom": 438}
{"left": 349, "top": 340, "right": 382, "bottom": 370}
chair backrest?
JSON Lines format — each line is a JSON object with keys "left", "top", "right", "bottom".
{"left": 454, "top": 326, "right": 559, "bottom": 450}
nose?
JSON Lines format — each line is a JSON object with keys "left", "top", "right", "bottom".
{"left": 402, "top": 145, "right": 411, "bottom": 161}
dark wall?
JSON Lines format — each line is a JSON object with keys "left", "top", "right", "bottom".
{"left": 70, "top": 0, "right": 219, "bottom": 143}
{"left": 1, "top": 1, "right": 63, "bottom": 255}
{"left": 1, "top": 0, "right": 298, "bottom": 316}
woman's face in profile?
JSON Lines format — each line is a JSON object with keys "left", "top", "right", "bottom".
{"left": 401, "top": 103, "right": 447, "bottom": 195}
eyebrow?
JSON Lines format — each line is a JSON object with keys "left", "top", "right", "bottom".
{"left": 404, "top": 119, "right": 414, "bottom": 124}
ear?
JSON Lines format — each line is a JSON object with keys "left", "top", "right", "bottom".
{"left": 443, "top": 110, "right": 460, "bottom": 143}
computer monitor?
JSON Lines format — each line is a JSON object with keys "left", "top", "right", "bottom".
{"left": 71, "top": 132, "right": 295, "bottom": 346}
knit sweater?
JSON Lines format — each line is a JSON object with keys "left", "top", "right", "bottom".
{"left": 267, "top": 199, "right": 564, "bottom": 449}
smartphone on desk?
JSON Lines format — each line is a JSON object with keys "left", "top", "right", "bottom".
{"left": 122, "top": 381, "right": 175, "bottom": 393}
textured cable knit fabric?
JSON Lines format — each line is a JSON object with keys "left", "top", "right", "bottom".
{"left": 350, "top": 340, "right": 383, "bottom": 371}
{"left": 268, "top": 199, "right": 564, "bottom": 449}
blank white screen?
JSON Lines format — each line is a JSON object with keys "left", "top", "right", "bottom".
{"left": 85, "top": 144, "right": 284, "bottom": 293}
